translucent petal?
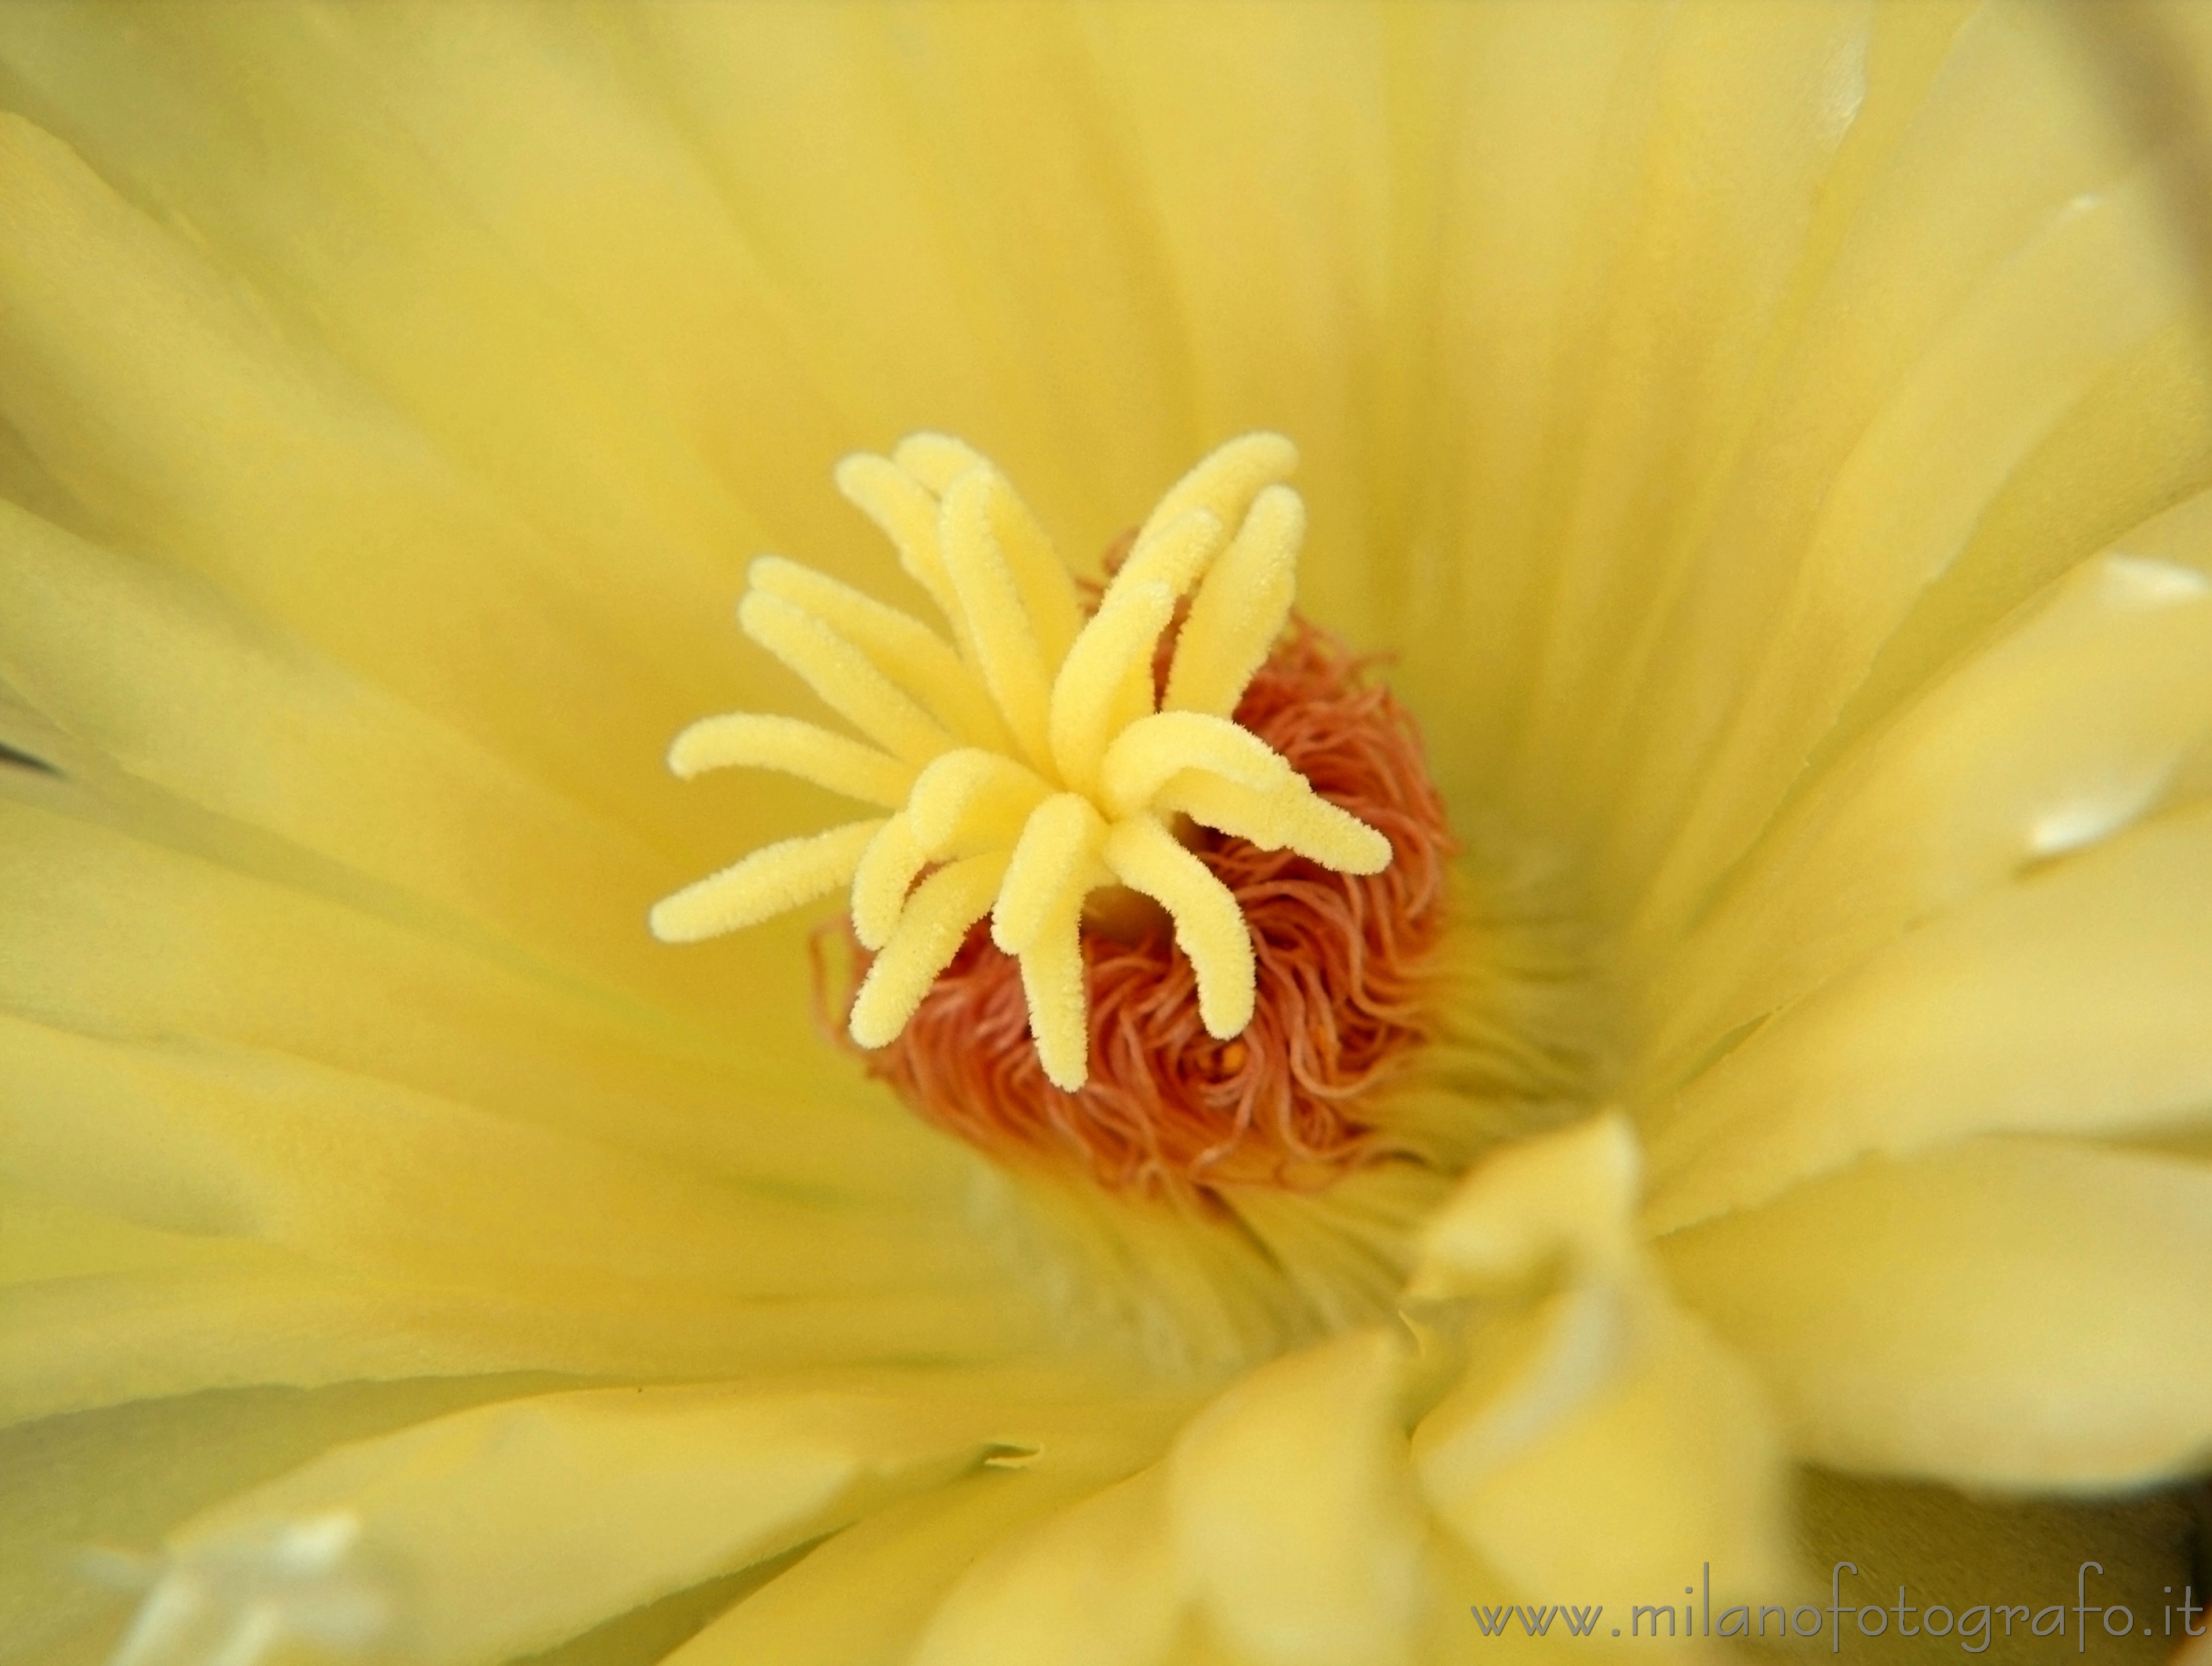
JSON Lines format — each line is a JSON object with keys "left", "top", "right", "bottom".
{"left": 1645, "top": 803, "right": 2212, "bottom": 1232}
{"left": 1168, "top": 1330, "right": 1421, "bottom": 1666}
{"left": 1408, "top": 1116, "right": 1797, "bottom": 1604}
{"left": 1661, "top": 1138, "right": 2212, "bottom": 1489}
{"left": 124, "top": 1384, "right": 1025, "bottom": 1666}
{"left": 1644, "top": 541, "right": 2212, "bottom": 1092}
{"left": 909, "top": 1468, "right": 1183, "bottom": 1666}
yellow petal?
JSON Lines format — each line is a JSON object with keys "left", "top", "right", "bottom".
{"left": 1645, "top": 542, "right": 2212, "bottom": 1093}
{"left": 910, "top": 1467, "right": 1183, "bottom": 1666}
{"left": 0, "top": 502, "right": 693, "bottom": 1004}
{"left": 0, "top": 1012, "right": 987, "bottom": 1309}
{"left": 1169, "top": 1329, "right": 1421, "bottom": 1666}
{"left": 1646, "top": 802, "right": 2212, "bottom": 1232}
{"left": 1414, "top": 1280, "right": 1796, "bottom": 1606}
{"left": 0, "top": 797, "right": 947, "bottom": 1203}
{"left": 1409, "top": 1116, "right": 1797, "bottom": 1602}
{"left": 0, "top": 101, "right": 751, "bottom": 840}
{"left": 1409, "top": 1112, "right": 1640, "bottom": 1299}
{"left": 120, "top": 1384, "right": 1022, "bottom": 1666}
{"left": 0, "top": 1372, "right": 550, "bottom": 1666}
{"left": 1636, "top": 142, "right": 2199, "bottom": 937}
{"left": 669, "top": 1391, "right": 1187, "bottom": 1666}
{"left": 1661, "top": 1137, "right": 2212, "bottom": 1489}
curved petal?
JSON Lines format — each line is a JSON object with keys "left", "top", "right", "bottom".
{"left": 112, "top": 1384, "right": 1023, "bottom": 1666}
{"left": 1408, "top": 1116, "right": 1796, "bottom": 1604}
{"left": 909, "top": 1467, "right": 1183, "bottom": 1666}
{"left": 1660, "top": 1137, "right": 2212, "bottom": 1490}
{"left": 1644, "top": 541, "right": 2212, "bottom": 1092}
{"left": 1645, "top": 802, "right": 2212, "bottom": 1232}
{"left": 1169, "top": 1329, "right": 1422, "bottom": 1666}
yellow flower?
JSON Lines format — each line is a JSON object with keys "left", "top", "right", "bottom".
{"left": 2, "top": 5, "right": 2210, "bottom": 1666}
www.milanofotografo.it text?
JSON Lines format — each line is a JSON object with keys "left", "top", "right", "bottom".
{"left": 1471, "top": 1564, "right": 2207, "bottom": 1652}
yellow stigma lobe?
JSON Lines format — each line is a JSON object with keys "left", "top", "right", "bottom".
{"left": 651, "top": 434, "right": 1391, "bottom": 1089}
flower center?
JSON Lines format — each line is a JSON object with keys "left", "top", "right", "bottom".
{"left": 839, "top": 612, "right": 1454, "bottom": 1196}
{"left": 654, "top": 434, "right": 1454, "bottom": 1203}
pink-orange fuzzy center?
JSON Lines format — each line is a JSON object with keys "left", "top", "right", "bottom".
{"left": 823, "top": 617, "right": 1454, "bottom": 1199}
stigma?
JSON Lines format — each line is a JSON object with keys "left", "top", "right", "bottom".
{"left": 652, "top": 434, "right": 1394, "bottom": 1092}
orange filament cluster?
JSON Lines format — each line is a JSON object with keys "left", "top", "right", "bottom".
{"left": 826, "top": 616, "right": 1454, "bottom": 1197}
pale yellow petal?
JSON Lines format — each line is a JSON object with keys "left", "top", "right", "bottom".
{"left": 1, "top": 1233, "right": 1038, "bottom": 1431}
{"left": 910, "top": 1467, "right": 1183, "bottom": 1666}
{"left": 1646, "top": 802, "right": 2212, "bottom": 1232}
{"left": 0, "top": 502, "right": 702, "bottom": 1008}
{"left": 1634, "top": 138, "right": 2202, "bottom": 936}
{"left": 0, "top": 1374, "right": 553, "bottom": 1666}
{"left": 119, "top": 1384, "right": 1020, "bottom": 1666}
{"left": 1415, "top": 1280, "right": 1796, "bottom": 1606}
{"left": 1661, "top": 1138, "right": 2212, "bottom": 1489}
{"left": 1408, "top": 1112, "right": 1640, "bottom": 1298}
{"left": 637, "top": 4, "right": 1193, "bottom": 536}
{"left": 0, "top": 798, "right": 948, "bottom": 1204}
{"left": 1644, "top": 542, "right": 2212, "bottom": 1092}
{"left": 1408, "top": 1116, "right": 1797, "bottom": 1603}
{"left": 1169, "top": 1329, "right": 1421, "bottom": 1666}
{"left": 667, "top": 1390, "right": 1186, "bottom": 1666}
{"left": 0, "top": 101, "right": 750, "bottom": 843}
{"left": 0, "top": 1014, "right": 985, "bottom": 1311}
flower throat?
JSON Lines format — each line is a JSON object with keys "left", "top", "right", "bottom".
{"left": 656, "top": 435, "right": 1456, "bottom": 1204}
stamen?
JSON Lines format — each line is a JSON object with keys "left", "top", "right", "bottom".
{"left": 839, "top": 619, "right": 1456, "bottom": 1195}
{"left": 653, "top": 434, "right": 1402, "bottom": 1096}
